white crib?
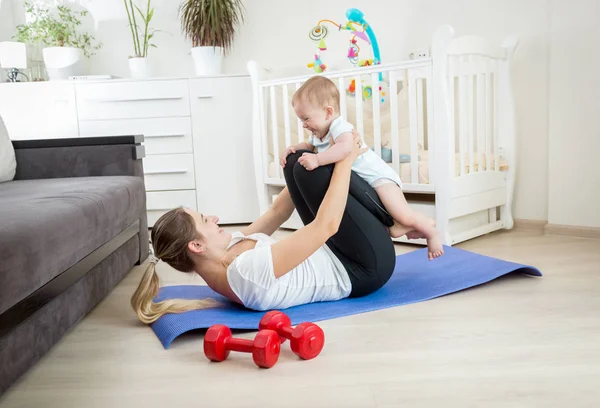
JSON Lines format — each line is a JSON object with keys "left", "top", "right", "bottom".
{"left": 247, "top": 25, "right": 519, "bottom": 246}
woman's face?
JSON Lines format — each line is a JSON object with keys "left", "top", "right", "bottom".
{"left": 184, "top": 209, "right": 232, "bottom": 250}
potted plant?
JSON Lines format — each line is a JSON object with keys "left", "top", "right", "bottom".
{"left": 13, "top": 2, "right": 102, "bottom": 80}
{"left": 179, "top": 0, "right": 245, "bottom": 76}
{"left": 124, "top": 0, "right": 159, "bottom": 79}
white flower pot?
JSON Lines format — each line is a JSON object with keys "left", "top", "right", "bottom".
{"left": 191, "top": 46, "right": 224, "bottom": 76}
{"left": 128, "top": 57, "right": 151, "bottom": 79}
{"left": 42, "top": 46, "right": 83, "bottom": 80}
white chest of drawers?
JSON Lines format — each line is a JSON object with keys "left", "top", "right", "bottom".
{"left": 0, "top": 75, "right": 260, "bottom": 227}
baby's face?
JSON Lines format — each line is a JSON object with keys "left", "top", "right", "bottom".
{"left": 293, "top": 101, "right": 331, "bottom": 139}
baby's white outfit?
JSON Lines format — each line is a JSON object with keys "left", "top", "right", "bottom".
{"left": 226, "top": 231, "right": 352, "bottom": 311}
{"left": 308, "top": 116, "right": 403, "bottom": 188}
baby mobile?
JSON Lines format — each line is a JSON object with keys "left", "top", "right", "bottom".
{"left": 307, "top": 8, "right": 385, "bottom": 102}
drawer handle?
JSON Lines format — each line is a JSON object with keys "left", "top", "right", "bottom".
{"left": 90, "top": 96, "right": 183, "bottom": 103}
{"left": 145, "top": 134, "right": 185, "bottom": 139}
{"left": 145, "top": 169, "right": 188, "bottom": 175}
{"left": 196, "top": 95, "right": 213, "bottom": 99}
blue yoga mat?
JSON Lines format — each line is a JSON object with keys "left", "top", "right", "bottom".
{"left": 151, "top": 246, "right": 541, "bottom": 348}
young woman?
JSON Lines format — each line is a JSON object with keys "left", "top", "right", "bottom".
{"left": 132, "top": 132, "right": 396, "bottom": 324}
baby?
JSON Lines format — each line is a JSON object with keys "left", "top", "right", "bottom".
{"left": 281, "top": 75, "right": 444, "bottom": 260}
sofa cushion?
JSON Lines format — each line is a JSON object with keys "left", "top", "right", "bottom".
{"left": 0, "top": 115, "right": 16, "bottom": 183}
{"left": 0, "top": 176, "right": 145, "bottom": 316}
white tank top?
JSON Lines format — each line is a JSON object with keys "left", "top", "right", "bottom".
{"left": 225, "top": 231, "right": 352, "bottom": 311}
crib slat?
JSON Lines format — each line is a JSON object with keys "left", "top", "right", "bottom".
{"left": 467, "top": 57, "right": 475, "bottom": 174}
{"left": 389, "top": 71, "right": 400, "bottom": 176}
{"left": 448, "top": 57, "right": 457, "bottom": 177}
{"left": 486, "top": 61, "right": 493, "bottom": 171}
{"left": 282, "top": 85, "right": 291, "bottom": 150}
{"left": 371, "top": 73, "right": 381, "bottom": 157}
{"left": 425, "top": 67, "right": 434, "bottom": 185}
{"left": 488, "top": 61, "right": 496, "bottom": 222}
{"left": 296, "top": 82, "right": 304, "bottom": 143}
{"left": 354, "top": 75, "right": 364, "bottom": 138}
{"left": 338, "top": 77, "right": 347, "bottom": 119}
{"left": 476, "top": 60, "right": 485, "bottom": 172}
{"left": 493, "top": 60, "right": 500, "bottom": 171}
{"left": 258, "top": 86, "right": 269, "bottom": 180}
{"left": 408, "top": 69, "right": 419, "bottom": 184}
{"left": 416, "top": 76, "right": 425, "bottom": 153}
{"left": 458, "top": 72, "right": 468, "bottom": 176}
{"left": 269, "top": 86, "right": 280, "bottom": 179}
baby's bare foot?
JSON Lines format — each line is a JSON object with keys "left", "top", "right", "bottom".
{"left": 407, "top": 217, "right": 436, "bottom": 240}
{"left": 427, "top": 231, "right": 444, "bottom": 260}
{"left": 389, "top": 222, "right": 412, "bottom": 238}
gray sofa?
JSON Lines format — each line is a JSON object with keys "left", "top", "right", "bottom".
{"left": 0, "top": 135, "right": 149, "bottom": 395}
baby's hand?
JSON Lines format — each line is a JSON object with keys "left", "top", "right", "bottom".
{"left": 298, "top": 153, "right": 320, "bottom": 171}
{"left": 280, "top": 146, "right": 297, "bottom": 167}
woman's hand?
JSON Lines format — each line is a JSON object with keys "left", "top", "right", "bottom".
{"left": 280, "top": 145, "right": 296, "bottom": 167}
{"left": 341, "top": 130, "right": 367, "bottom": 165}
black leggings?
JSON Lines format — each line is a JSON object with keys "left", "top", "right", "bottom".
{"left": 283, "top": 151, "right": 396, "bottom": 298}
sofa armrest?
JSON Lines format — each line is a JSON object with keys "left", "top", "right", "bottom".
{"left": 12, "top": 135, "right": 145, "bottom": 180}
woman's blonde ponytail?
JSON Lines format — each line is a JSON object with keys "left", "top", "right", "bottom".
{"left": 131, "top": 262, "right": 218, "bottom": 324}
{"left": 131, "top": 207, "right": 220, "bottom": 324}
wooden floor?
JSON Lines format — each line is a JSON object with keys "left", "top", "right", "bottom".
{"left": 1, "top": 229, "right": 599, "bottom": 407}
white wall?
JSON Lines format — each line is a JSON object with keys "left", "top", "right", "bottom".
{"left": 0, "top": 0, "right": 16, "bottom": 42}
{"left": 548, "top": 0, "right": 600, "bottom": 228}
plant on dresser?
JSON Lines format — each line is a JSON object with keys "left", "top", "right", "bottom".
{"left": 13, "top": 1, "right": 102, "bottom": 80}
{"left": 123, "top": 0, "right": 160, "bottom": 79}
{"left": 179, "top": 0, "right": 245, "bottom": 76}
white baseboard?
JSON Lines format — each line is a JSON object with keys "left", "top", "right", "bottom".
{"left": 513, "top": 219, "right": 600, "bottom": 239}
{"left": 544, "top": 223, "right": 600, "bottom": 239}
{"left": 513, "top": 219, "right": 547, "bottom": 233}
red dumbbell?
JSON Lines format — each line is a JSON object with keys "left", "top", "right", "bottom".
{"left": 203, "top": 324, "right": 281, "bottom": 368}
{"left": 259, "top": 311, "right": 325, "bottom": 360}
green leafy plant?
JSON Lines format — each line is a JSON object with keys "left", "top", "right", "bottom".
{"left": 13, "top": 2, "right": 102, "bottom": 58}
{"left": 179, "top": 0, "right": 245, "bottom": 53}
{"left": 124, "top": 0, "right": 159, "bottom": 58}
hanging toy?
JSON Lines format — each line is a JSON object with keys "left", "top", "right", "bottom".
{"left": 308, "top": 24, "right": 330, "bottom": 73}
{"left": 309, "top": 24, "right": 328, "bottom": 51}
{"left": 308, "top": 54, "right": 327, "bottom": 73}
{"left": 346, "top": 8, "right": 381, "bottom": 66}
{"left": 358, "top": 59, "right": 376, "bottom": 67}
{"left": 347, "top": 79, "right": 356, "bottom": 94}
{"left": 306, "top": 9, "right": 386, "bottom": 103}
{"left": 347, "top": 79, "right": 386, "bottom": 103}
{"left": 309, "top": 24, "right": 328, "bottom": 42}
{"left": 306, "top": 8, "right": 381, "bottom": 76}
{"left": 347, "top": 38, "right": 359, "bottom": 65}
